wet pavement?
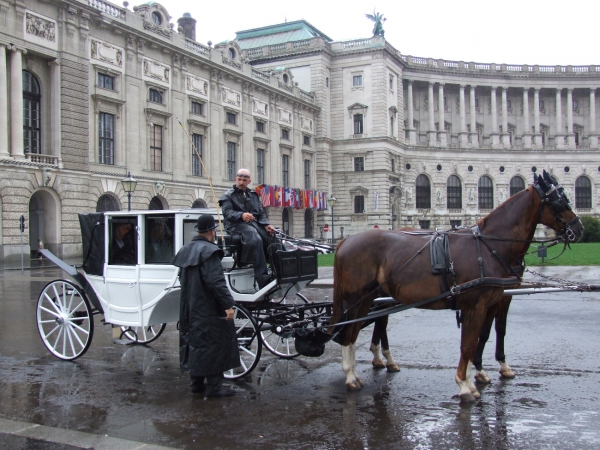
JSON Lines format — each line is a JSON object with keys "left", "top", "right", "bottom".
{"left": 1, "top": 262, "right": 599, "bottom": 449}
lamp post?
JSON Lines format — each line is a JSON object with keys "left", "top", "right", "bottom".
{"left": 340, "top": 226, "right": 344, "bottom": 238}
{"left": 121, "top": 172, "right": 138, "bottom": 211}
{"left": 319, "top": 225, "right": 324, "bottom": 241}
{"left": 327, "top": 195, "right": 337, "bottom": 244}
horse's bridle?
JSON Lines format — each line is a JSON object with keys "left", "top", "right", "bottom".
{"left": 533, "top": 180, "right": 581, "bottom": 243}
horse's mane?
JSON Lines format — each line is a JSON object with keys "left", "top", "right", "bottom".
{"left": 477, "top": 186, "right": 533, "bottom": 229}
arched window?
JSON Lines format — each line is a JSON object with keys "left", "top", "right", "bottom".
{"left": 416, "top": 175, "right": 431, "bottom": 209}
{"left": 446, "top": 175, "right": 462, "bottom": 209}
{"left": 509, "top": 176, "right": 526, "bottom": 197}
{"left": 282, "top": 208, "right": 290, "bottom": 235}
{"left": 304, "top": 208, "right": 313, "bottom": 238}
{"left": 23, "top": 70, "right": 41, "bottom": 154}
{"left": 149, "top": 196, "right": 164, "bottom": 210}
{"left": 192, "top": 199, "right": 207, "bottom": 209}
{"left": 478, "top": 175, "right": 494, "bottom": 209}
{"left": 96, "top": 193, "right": 120, "bottom": 212}
{"left": 575, "top": 176, "right": 592, "bottom": 209}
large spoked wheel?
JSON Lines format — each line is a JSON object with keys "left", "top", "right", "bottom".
{"left": 224, "top": 304, "right": 262, "bottom": 380}
{"left": 37, "top": 279, "right": 94, "bottom": 361}
{"left": 119, "top": 324, "right": 166, "bottom": 344}
{"left": 260, "top": 293, "right": 308, "bottom": 359}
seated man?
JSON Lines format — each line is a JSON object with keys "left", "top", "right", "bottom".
{"left": 110, "top": 222, "right": 136, "bottom": 265}
{"left": 146, "top": 220, "right": 174, "bottom": 263}
{"left": 219, "top": 168, "right": 275, "bottom": 288}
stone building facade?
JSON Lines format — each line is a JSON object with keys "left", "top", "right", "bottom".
{"left": 0, "top": 1, "right": 318, "bottom": 262}
{"left": 237, "top": 24, "right": 600, "bottom": 237}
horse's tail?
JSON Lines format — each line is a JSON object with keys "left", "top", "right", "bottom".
{"left": 327, "top": 237, "right": 347, "bottom": 333}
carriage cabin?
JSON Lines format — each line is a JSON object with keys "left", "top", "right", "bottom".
{"left": 77, "top": 209, "right": 318, "bottom": 328}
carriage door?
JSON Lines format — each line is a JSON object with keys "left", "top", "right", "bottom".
{"left": 104, "top": 215, "right": 141, "bottom": 326}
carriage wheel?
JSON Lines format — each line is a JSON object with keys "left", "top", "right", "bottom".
{"left": 119, "top": 324, "right": 166, "bottom": 344}
{"left": 224, "top": 304, "right": 262, "bottom": 380}
{"left": 36, "top": 279, "right": 94, "bottom": 361}
{"left": 260, "top": 293, "right": 309, "bottom": 359}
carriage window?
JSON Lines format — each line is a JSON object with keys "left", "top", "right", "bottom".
{"left": 416, "top": 175, "right": 431, "bottom": 209}
{"left": 575, "top": 176, "right": 592, "bottom": 209}
{"left": 509, "top": 176, "right": 526, "bottom": 197}
{"left": 478, "top": 175, "right": 494, "bottom": 209}
{"left": 108, "top": 217, "right": 138, "bottom": 265}
{"left": 183, "top": 219, "right": 197, "bottom": 246}
{"left": 446, "top": 175, "right": 462, "bottom": 209}
{"left": 145, "top": 215, "right": 175, "bottom": 264}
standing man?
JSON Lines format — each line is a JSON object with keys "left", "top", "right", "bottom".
{"left": 219, "top": 168, "right": 276, "bottom": 289}
{"left": 172, "top": 214, "right": 240, "bottom": 397}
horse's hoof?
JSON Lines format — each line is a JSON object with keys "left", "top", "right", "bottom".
{"left": 474, "top": 372, "right": 491, "bottom": 384}
{"left": 459, "top": 392, "right": 477, "bottom": 403}
{"left": 470, "top": 388, "right": 481, "bottom": 398}
{"left": 372, "top": 360, "right": 386, "bottom": 370}
{"left": 355, "top": 377, "right": 365, "bottom": 387}
{"left": 499, "top": 369, "right": 516, "bottom": 379}
{"left": 386, "top": 363, "right": 400, "bottom": 372}
{"left": 346, "top": 381, "right": 362, "bottom": 392}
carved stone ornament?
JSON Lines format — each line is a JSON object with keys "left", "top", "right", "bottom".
{"left": 252, "top": 99, "right": 269, "bottom": 118}
{"left": 142, "top": 58, "right": 171, "bottom": 86}
{"left": 277, "top": 107, "right": 293, "bottom": 126}
{"left": 24, "top": 11, "right": 57, "bottom": 50}
{"left": 90, "top": 38, "right": 124, "bottom": 70}
{"left": 221, "top": 87, "right": 241, "bottom": 109}
{"left": 185, "top": 73, "right": 209, "bottom": 98}
{"left": 300, "top": 115, "right": 313, "bottom": 133}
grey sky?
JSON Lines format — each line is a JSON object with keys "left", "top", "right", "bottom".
{"left": 155, "top": 0, "right": 598, "bottom": 66}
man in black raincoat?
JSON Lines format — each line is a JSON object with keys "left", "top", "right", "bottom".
{"left": 172, "top": 214, "right": 240, "bottom": 397}
{"left": 219, "top": 168, "right": 276, "bottom": 289}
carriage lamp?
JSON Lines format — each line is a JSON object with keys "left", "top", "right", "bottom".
{"left": 121, "top": 172, "right": 138, "bottom": 211}
{"left": 327, "top": 196, "right": 337, "bottom": 244}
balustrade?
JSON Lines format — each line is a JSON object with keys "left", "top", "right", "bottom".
{"left": 88, "top": 0, "right": 125, "bottom": 19}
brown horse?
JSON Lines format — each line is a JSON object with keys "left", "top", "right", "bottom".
{"left": 329, "top": 171, "right": 582, "bottom": 402}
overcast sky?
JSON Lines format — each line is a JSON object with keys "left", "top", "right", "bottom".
{"left": 152, "top": 0, "right": 598, "bottom": 66}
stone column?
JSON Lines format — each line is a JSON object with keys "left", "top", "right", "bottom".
{"left": 522, "top": 88, "right": 532, "bottom": 149}
{"left": 0, "top": 46, "right": 9, "bottom": 158}
{"left": 533, "top": 88, "right": 543, "bottom": 147}
{"left": 49, "top": 59, "right": 61, "bottom": 163}
{"left": 427, "top": 82, "right": 436, "bottom": 146}
{"left": 469, "top": 86, "right": 478, "bottom": 147}
{"left": 555, "top": 88, "right": 564, "bottom": 149}
{"left": 566, "top": 88, "right": 575, "bottom": 148}
{"left": 458, "top": 84, "right": 468, "bottom": 147}
{"left": 10, "top": 47, "right": 24, "bottom": 159}
{"left": 589, "top": 88, "right": 598, "bottom": 148}
{"left": 490, "top": 86, "right": 500, "bottom": 148}
{"left": 438, "top": 83, "right": 447, "bottom": 146}
{"left": 501, "top": 87, "right": 510, "bottom": 147}
{"left": 406, "top": 79, "right": 416, "bottom": 145}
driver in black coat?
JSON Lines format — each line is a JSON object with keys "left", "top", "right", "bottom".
{"left": 219, "top": 168, "right": 276, "bottom": 289}
{"left": 172, "top": 214, "right": 240, "bottom": 397}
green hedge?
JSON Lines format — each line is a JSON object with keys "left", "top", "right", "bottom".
{"left": 579, "top": 216, "right": 600, "bottom": 243}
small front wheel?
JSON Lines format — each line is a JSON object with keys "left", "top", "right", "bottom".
{"left": 37, "top": 280, "right": 94, "bottom": 361}
{"left": 120, "top": 324, "right": 166, "bottom": 344}
{"left": 224, "top": 304, "right": 262, "bottom": 380}
{"left": 260, "top": 293, "right": 309, "bottom": 359}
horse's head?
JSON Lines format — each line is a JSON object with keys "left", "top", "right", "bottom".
{"left": 533, "top": 170, "right": 583, "bottom": 242}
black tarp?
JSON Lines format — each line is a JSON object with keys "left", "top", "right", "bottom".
{"left": 78, "top": 213, "right": 105, "bottom": 276}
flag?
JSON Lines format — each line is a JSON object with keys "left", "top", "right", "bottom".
{"left": 294, "top": 189, "right": 301, "bottom": 209}
{"left": 374, "top": 191, "right": 379, "bottom": 211}
{"left": 284, "top": 187, "right": 293, "bottom": 207}
{"left": 308, "top": 190, "right": 314, "bottom": 209}
{"left": 304, "top": 190, "right": 310, "bottom": 209}
{"left": 274, "top": 186, "right": 282, "bottom": 207}
{"left": 261, "top": 185, "right": 271, "bottom": 207}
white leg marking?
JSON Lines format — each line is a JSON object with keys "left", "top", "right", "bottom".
{"left": 465, "top": 361, "right": 480, "bottom": 397}
{"left": 499, "top": 361, "right": 516, "bottom": 378}
{"left": 382, "top": 349, "right": 400, "bottom": 372}
{"left": 474, "top": 368, "right": 491, "bottom": 384}
{"left": 342, "top": 344, "right": 361, "bottom": 390}
{"left": 370, "top": 343, "right": 385, "bottom": 368}
{"left": 351, "top": 343, "right": 364, "bottom": 387}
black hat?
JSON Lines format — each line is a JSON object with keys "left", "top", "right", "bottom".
{"left": 194, "top": 214, "right": 218, "bottom": 232}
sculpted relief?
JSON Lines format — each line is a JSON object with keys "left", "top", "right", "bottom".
{"left": 221, "top": 87, "right": 241, "bottom": 109}
{"left": 300, "top": 115, "right": 313, "bottom": 133}
{"left": 143, "top": 58, "right": 170, "bottom": 84}
{"left": 252, "top": 99, "right": 269, "bottom": 118}
{"left": 91, "top": 39, "right": 124, "bottom": 68}
{"left": 185, "top": 74, "right": 209, "bottom": 98}
{"left": 26, "top": 12, "right": 56, "bottom": 42}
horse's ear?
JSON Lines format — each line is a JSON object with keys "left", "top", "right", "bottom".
{"left": 533, "top": 172, "right": 539, "bottom": 183}
{"left": 542, "top": 170, "right": 551, "bottom": 183}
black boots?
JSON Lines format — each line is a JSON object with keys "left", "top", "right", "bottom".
{"left": 190, "top": 376, "right": 206, "bottom": 393}
{"left": 205, "top": 374, "right": 235, "bottom": 398}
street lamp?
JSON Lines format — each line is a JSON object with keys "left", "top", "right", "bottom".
{"left": 121, "top": 172, "right": 137, "bottom": 211}
{"left": 327, "top": 195, "right": 337, "bottom": 244}
{"left": 340, "top": 226, "right": 344, "bottom": 238}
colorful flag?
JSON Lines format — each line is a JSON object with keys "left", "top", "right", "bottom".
{"left": 261, "top": 185, "right": 271, "bottom": 207}
{"left": 274, "top": 186, "right": 282, "bottom": 207}
{"left": 304, "top": 190, "right": 310, "bottom": 209}
{"left": 308, "top": 190, "right": 315, "bottom": 209}
{"left": 294, "top": 189, "right": 301, "bottom": 209}
{"left": 284, "top": 187, "right": 292, "bottom": 207}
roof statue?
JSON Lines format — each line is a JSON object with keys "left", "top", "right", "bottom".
{"left": 365, "top": 10, "right": 386, "bottom": 37}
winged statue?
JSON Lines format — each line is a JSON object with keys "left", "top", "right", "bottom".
{"left": 365, "top": 10, "right": 386, "bottom": 37}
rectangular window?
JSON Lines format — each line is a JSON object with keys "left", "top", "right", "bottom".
{"left": 145, "top": 214, "right": 175, "bottom": 264}
{"left": 98, "top": 73, "right": 114, "bottom": 90}
{"left": 303, "top": 135, "right": 310, "bottom": 146}
{"left": 507, "top": 99, "right": 512, "bottom": 109}
{"left": 450, "top": 220, "right": 462, "bottom": 229}
{"left": 282, "top": 154, "right": 289, "bottom": 187}
{"left": 99, "top": 112, "right": 115, "bottom": 165}
{"left": 148, "top": 88, "right": 162, "bottom": 104}
{"left": 226, "top": 112, "right": 237, "bottom": 125}
{"left": 475, "top": 98, "right": 479, "bottom": 108}
{"left": 150, "top": 125, "right": 163, "bottom": 171}
{"left": 304, "top": 159, "right": 311, "bottom": 190}
{"left": 540, "top": 100, "right": 545, "bottom": 110}
{"left": 419, "top": 220, "right": 431, "bottom": 230}
{"left": 354, "top": 156, "right": 364, "bottom": 172}
{"left": 389, "top": 75, "right": 394, "bottom": 90}
{"left": 391, "top": 158, "right": 395, "bottom": 173}
{"left": 353, "top": 114, "right": 363, "bottom": 135}
{"left": 573, "top": 99, "right": 579, "bottom": 109}
{"left": 23, "top": 97, "right": 40, "bottom": 154}
{"left": 256, "top": 149, "right": 265, "bottom": 185}
{"left": 326, "top": 77, "right": 329, "bottom": 88}
{"left": 256, "top": 121, "right": 265, "bottom": 133}
{"left": 353, "top": 75, "right": 363, "bottom": 86}
{"left": 191, "top": 133, "right": 202, "bottom": 176}
{"left": 227, "top": 142, "right": 236, "bottom": 180}
{"left": 191, "top": 101, "right": 203, "bottom": 115}
{"left": 281, "top": 128, "right": 290, "bottom": 140}
{"left": 354, "top": 196, "right": 365, "bottom": 214}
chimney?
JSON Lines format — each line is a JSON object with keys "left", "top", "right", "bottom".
{"left": 177, "top": 12, "right": 196, "bottom": 41}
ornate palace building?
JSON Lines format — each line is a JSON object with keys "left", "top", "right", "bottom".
{"left": 1, "top": 1, "right": 599, "bottom": 262}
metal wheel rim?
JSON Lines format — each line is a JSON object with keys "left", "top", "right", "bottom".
{"left": 260, "top": 293, "right": 309, "bottom": 359}
{"left": 120, "top": 324, "right": 166, "bottom": 344}
{"left": 36, "top": 279, "right": 94, "bottom": 361}
{"left": 224, "top": 305, "right": 262, "bottom": 379}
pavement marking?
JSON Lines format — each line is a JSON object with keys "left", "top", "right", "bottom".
{"left": 0, "top": 418, "right": 177, "bottom": 450}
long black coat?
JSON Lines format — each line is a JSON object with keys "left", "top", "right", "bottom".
{"left": 172, "top": 236, "right": 240, "bottom": 377}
